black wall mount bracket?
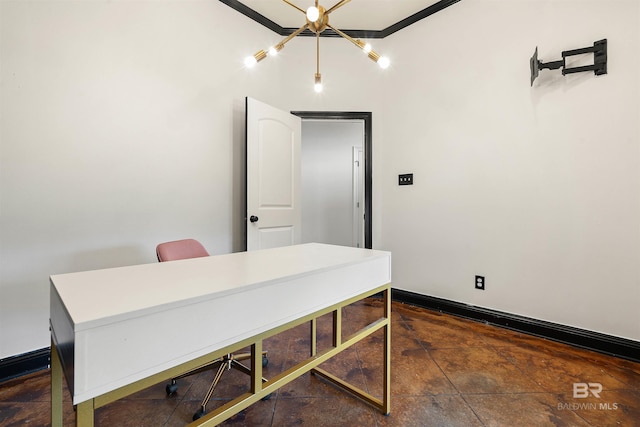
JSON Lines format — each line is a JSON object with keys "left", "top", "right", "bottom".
{"left": 530, "top": 39, "right": 607, "bottom": 86}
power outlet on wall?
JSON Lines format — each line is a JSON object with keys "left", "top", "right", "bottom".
{"left": 475, "top": 275, "right": 485, "bottom": 290}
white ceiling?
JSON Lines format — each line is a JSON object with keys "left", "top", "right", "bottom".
{"left": 239, "top": 0, "right": 443, "bottom": 32}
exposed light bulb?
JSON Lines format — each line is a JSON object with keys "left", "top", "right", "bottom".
{"left": 244, "top": 56, "right": 257, "bottom": 68}
{"left": 363, "top": 43, "right": 372, "bottom": 53}
{"left": 245, "top": 50, "right": 266, "bottom": 68}
{"left": 314, "top": 73, "right": 323, "bottom": 92}
{"left": 306, "top": 6, "right": 320, "bottom": 22}
{"left": 268, "top": 46, "right": 279, "bottom": 56}
{"left": 378, "top": 56, "right": 390, "bottom": 69}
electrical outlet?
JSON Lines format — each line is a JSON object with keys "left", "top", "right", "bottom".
{"left": 475, "top": 275, "right": 485, "bottom": 290}
{"left": 399, "top": 173, "right": 413, "bottom": 185}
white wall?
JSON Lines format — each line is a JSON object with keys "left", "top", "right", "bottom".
{"left": 0, "top": 0, "right": 387, "bottom": 359}
{"left": 380, "top": 0, "right": 640, "bottom": 341}
{"left": 1, "top": 0, "right": 638, "bottom": 360}
{"left": 301, "top": 120, "right": 363, "bottom": 246}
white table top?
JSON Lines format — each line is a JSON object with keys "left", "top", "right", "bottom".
{"left": 50, "top": 243, "right": 391, "bottom": 332}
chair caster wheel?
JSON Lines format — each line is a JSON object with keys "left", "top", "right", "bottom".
{"left": 262, "top": 355, "right": 268, "bottom": 367}
{"left": 166, "top": 382, "right": 178, "bottom": 396}
{"left": 193, "top": 408, "right": 206, "bottom": 421}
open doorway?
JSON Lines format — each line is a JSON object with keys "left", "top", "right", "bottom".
{"left": 291, "top": 111, "right": 373, "bottom": 249}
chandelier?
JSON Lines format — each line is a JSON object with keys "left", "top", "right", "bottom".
{"left": 244, "top": 0, "right": 390, "bottom": 92}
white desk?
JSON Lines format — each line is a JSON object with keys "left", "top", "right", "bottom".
{"left": 51, "top": 243, "right": 392, "bottom": 426}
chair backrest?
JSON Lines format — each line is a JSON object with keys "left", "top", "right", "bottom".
{"left": 156, "top": 239, "right": 209, "bottom": 262}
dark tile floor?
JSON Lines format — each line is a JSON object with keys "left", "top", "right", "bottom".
{"left": 1, "top": 298, "right": 639, "bottom": 426}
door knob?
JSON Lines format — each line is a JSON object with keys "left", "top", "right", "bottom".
{"left": 250, "top": 215, "right": 259, "bottom": 223}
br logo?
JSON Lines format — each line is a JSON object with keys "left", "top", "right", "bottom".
{"left": 573, "top": 383, "right": 602, "bottom": 398}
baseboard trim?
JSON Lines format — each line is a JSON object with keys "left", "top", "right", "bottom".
{"left": 392, "top": 289, "right": 640, "bottom": 363}
{"left": 0, "top": 348, "right": 50, "bottom": 383}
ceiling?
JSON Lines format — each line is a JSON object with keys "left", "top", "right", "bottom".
{"left": 220, "top": 0, "right": 461, "bottom": 38}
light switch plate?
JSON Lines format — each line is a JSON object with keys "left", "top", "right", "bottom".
{"left": 399, "top": 173, "right": 413, "bottom": 185}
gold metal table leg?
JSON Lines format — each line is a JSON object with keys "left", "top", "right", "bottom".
{"left": 76, "top": 399, "right": 95, "bottom": 427}
{"left": 310, "top": 317, "right": 317, "bottom": 356}
{"left": 250, "top": 341, "right": 263, "bottom": 394}
{"left": 383, "top": 287, "right": 391, "bottom": 414}
{"left": 51, "top": 340, "right": 63, "bottom": 427}
{"left": 333, "top": 307, "right": 342, "bottom": 346}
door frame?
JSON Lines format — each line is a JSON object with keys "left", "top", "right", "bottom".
{"left": 291, "top": 111, "right": 373, "bottom": 249}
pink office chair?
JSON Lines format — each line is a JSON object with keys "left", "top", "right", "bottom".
{"left": 155, "top": 239, "right": 269, "bottom": 421}
{"left": 156, "top": 238, "right": 209, "bottom": 262}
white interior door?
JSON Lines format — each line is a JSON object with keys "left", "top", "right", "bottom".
{"left": 246, "top": 97, "right": 302, "bottom": 251}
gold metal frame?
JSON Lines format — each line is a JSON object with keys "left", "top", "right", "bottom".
{"left": 246, "top": 0, "right": 389, "bottom": 91}
{"left": 52, "top": 283, "right": 391, "bottom": 426}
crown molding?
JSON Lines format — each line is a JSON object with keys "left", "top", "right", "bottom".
{"left": 219, "top": 0, "right": 463, "bottom": 39}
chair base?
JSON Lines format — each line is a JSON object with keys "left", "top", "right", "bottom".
{"left": 165, "top": 351, "right": 269, "bottom": 421}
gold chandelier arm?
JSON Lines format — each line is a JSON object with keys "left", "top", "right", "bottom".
{"left": 276, "top": 23, "right": 310, "bottom": 50}
{"left": 284, "top": 23, "right": 310, "bottom": 44}
{"left": 314, "top": 30, "right": 322, "bottom": 92}
{"left": 281, "top": 0, "right": 306, "bottom": 14}
{"left": 316, "top": 31, "right": 320, "bottom": 74}
{"left": 327, "top": 23, "right": 382, "bottom": 62}
{"left": 248, "top": 23, "right": 308, "bottom": 64}
{"left": 326, "top": 23, "right": 360, "bottom": 48}
{"left": 325, "top": 0, "right": 351, "bottom": 15}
